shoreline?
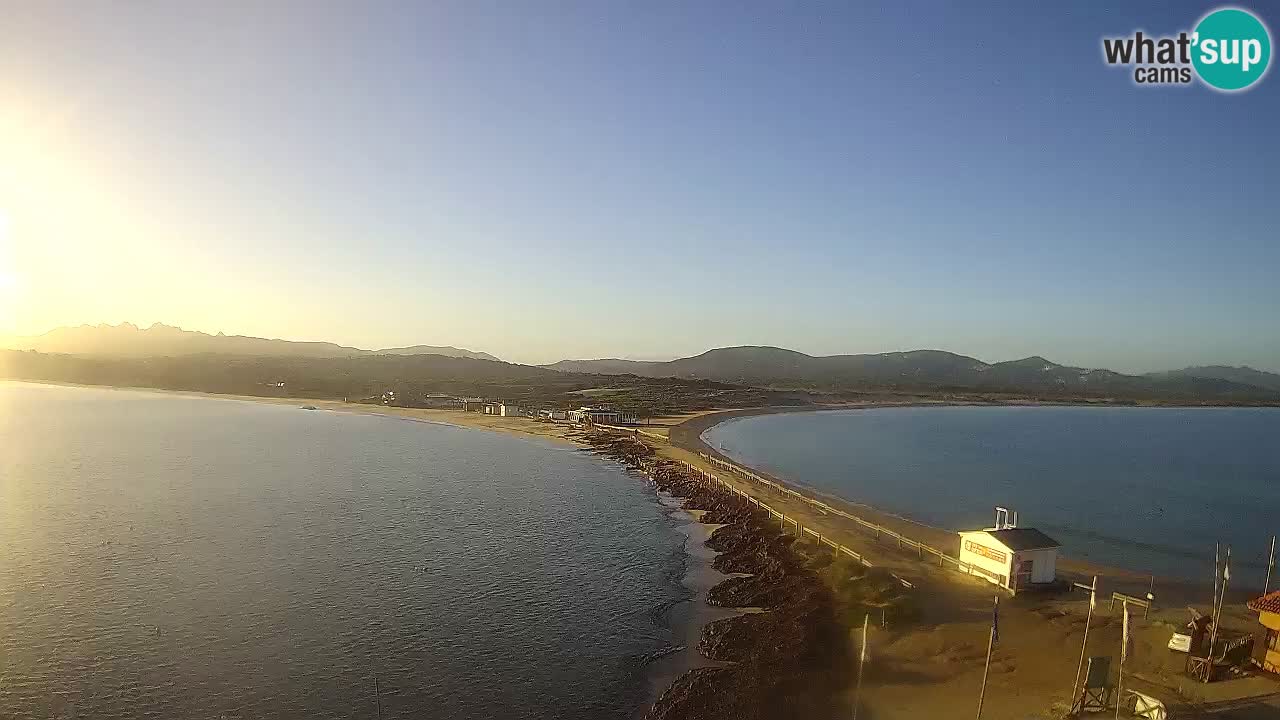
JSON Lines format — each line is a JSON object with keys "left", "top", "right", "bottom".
{"left": 581, "top": 433, "right": 862, "bottom": 720}
{"left": 636, "top": 497, "right": 743, "bottom": 718}
{"left": 11, "top": 381, "right": 1278, "bottom": 716}
{"left": 670, "top": 403, "right": 1279, "bottom": 608}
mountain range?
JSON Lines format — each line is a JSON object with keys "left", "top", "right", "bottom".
{"left": 1144, "top": 365, "right": 1280, "bottom": 392}
{"left": 543, "top": 346, "right": 1280, "bottom": 399}
{"left": 1, "top": 323, "right": 500, "bottom": 362}
{"left": 5, "top": 324, "right": 1278, "bottom": 401}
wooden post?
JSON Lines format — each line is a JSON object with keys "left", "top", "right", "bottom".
{"left": 374, "top": 677, "right": 384, "bottom": 720}
{"left": 975, "top": 596, "right": 998, "bottom": 720}
{"left": 1070, "top": 577, "right": 1097, "bottom": 714}
{"left": 1115, "top": 643, "right": 1124, "bottom": 719}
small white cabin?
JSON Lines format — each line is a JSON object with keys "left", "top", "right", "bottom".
{"left": 958, "top": 508, "right": 1060, "bottom": 593}
{"left": 499, "top": 404, "right": 522, "bottom": 417}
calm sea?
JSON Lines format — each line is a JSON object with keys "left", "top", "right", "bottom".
{"left": 703, "top": 406, "right": 1280, "bottom": 583}
{"left": 0, "top": 382, "right": 688, "bottom": 719}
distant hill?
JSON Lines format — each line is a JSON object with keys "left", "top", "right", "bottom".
{"left": 0, "top": 349, "right": 796, "bottom": 416}
{"left": 1147, "top": 366, "right": 1280, "bottom": 392}
{"left": 2, "top": 323, "right": 500, "bottom": 362}
{"left": 545, "top": 346, "right": 1280, "bottom": 401}
{"left": 369, "top": 345, "right": 500, "bottom": 362}
{"left": 542, "top": 358, "right": 661, "bottom": 375}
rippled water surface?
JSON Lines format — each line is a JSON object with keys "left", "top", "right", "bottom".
{"left": 703, "top": 406, "right": 1280, "bottom": 581}
{"left": 0, "top": 382, "right": 685, "bottom": 719}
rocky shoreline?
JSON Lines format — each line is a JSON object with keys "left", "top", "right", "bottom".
{"left": 581, "top": 432, "right": 913, "bottom": 720}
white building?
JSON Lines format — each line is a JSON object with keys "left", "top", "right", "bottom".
{"left": 499, "top": 404, "right": 522, "bottom": 417}
{"left": 538, "top": 409, "right": 568, "bottom": 421}
{"left": 958, "top": 508, "right": 1060, "bottom": 594}
{"left": 568, "top": 406, "right": 641, "bottom": 424}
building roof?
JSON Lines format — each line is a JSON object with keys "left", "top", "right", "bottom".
{"left": 979, "top": 528, "right": 1061, "bottom": 551}
{"left": 1248, "top": 591, "right": 1280, "bottom": 614}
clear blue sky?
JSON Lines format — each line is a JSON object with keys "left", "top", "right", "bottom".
{"left": 2, "top": 1, "right": 1277, "bottom": 371}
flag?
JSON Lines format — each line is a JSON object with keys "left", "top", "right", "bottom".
{"left": 1090, "top": 585, "right": 1096, "bottom": 612}
{"left": 860, "top": 615, "right": 869, "bottom": 664}
{"left": 1121, "top": 601, "right": 1132, "bottom": 665}
{"left": 991, "top": 595, "right": 1000, "bottom": 645}
{"left": 1223, "top": 557, "right": 1231, "bottom": 582}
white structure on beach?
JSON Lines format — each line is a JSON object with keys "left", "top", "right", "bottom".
{"left": 568, "top": 406, "right": 639, "bottom": 424}
{"left": 482, "top": 402, "right": 522, "bottom": 416}
{"left": 958, "top": 508, "right": 1060, "bottom": 593}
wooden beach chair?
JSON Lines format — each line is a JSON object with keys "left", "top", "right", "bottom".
{"left": 1071, "top": 656, "right": 1112, "bottom": 715}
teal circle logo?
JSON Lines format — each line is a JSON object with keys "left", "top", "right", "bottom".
{"left": 1192, "top": 8, "right": 1272, "bottom": 91}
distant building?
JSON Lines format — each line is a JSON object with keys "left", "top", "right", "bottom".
{"left": 460, "top": 398, "right": 486, "bottom": 412}
{"left": 421, "top": 393, "right": 460, "bottom": 409}
{"left": 539, "top": 409, "right": 568, "bottom": 421}
{"left": 499, "top": 404, "right": 522, "bottom": 417}
{"left": 568, "top": 406, "right": 639, "bottom": 425}
{"left": 957, "top": 508, "right": 1059, "bottom": 593}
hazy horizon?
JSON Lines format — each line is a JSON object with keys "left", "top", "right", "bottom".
{"left": 6, "top": 319, "right": 1280, "bottom": 375}
{"left": 3, "top": 2, "right": 1277, "bottom": 372}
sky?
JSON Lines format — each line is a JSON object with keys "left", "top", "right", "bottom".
{"left": 1, "top": 1, "right": 1277, "bottom": 371}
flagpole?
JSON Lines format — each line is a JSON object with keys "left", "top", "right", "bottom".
{"left": 1205, "top": 546, "right": 1230, "bottom": 682}
{"left": 976, "top": 595, "right": 998, "bottom": 720}
{"left": 1069, "top": 576, "right": 1097, "bottom": 712}
{"left": 1265, "top": 535, "right": 1275, "bottom": 597}
{"left": 1213, "top": 542, "right": 1221, "bottom": 622}
{"left": 853, "top": 614, "right": 868, "bottom": 720}
{"left": 1116, "top": 600, "right": 1128, "bottom": 720}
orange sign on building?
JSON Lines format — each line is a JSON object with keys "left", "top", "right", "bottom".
{"left": 964, "top": 539, "right": 1008, "bottom": 565}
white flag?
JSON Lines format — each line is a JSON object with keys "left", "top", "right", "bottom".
{"left": 1121, "top": 601, "right": 1132, "bottom": 665}
{"left": 860, "top": 614, "right": 869, "bottom": 664}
